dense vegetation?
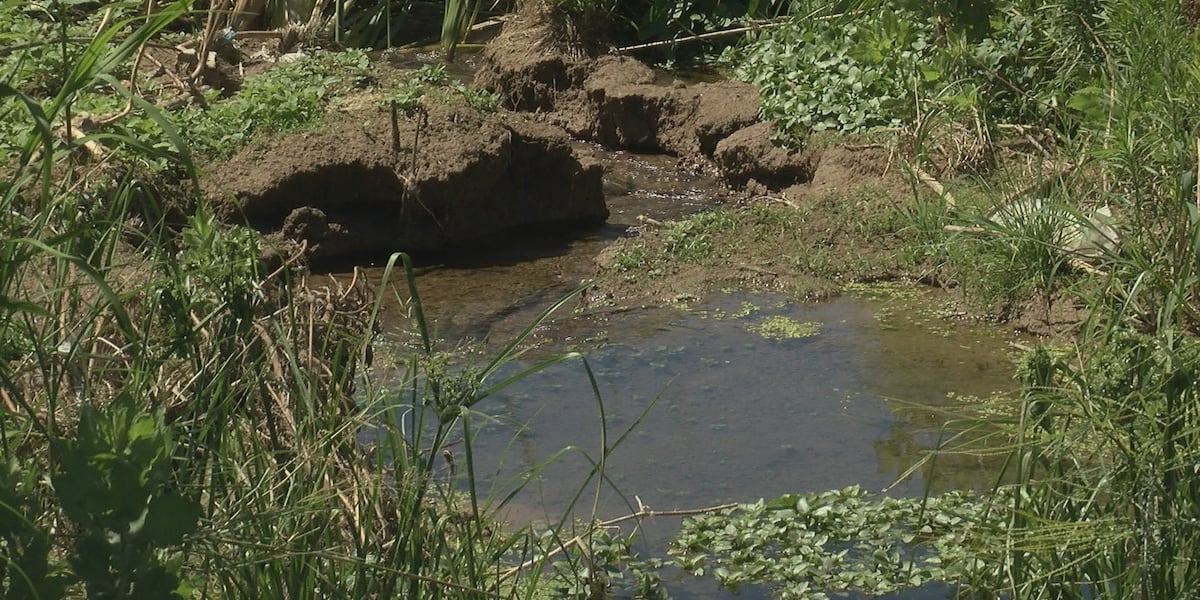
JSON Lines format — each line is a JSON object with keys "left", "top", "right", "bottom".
{"left": 0, "top": 2, "right": 580, "bottom": 599}
{"left": 4, "top": 0, "right": 1200, "bottom": 598}
{"left": 697, "top": 1, "right": 1200, "bottom": 598}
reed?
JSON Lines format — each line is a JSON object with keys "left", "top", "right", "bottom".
{"left": 441, "top": 0, "right": 482, "bottom": 58}
{"left": 904, "top": 1, "right": 1200, "bottom": 597}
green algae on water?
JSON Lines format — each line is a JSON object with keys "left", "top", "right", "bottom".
{"left": 751, "top": 316, "right": 822, "bottom": 340}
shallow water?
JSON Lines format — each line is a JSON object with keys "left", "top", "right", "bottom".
{"left": 353, "top": 145, "right": 1018, "bottom": 599}
{"left": 466, "top": 289, "right": 1014, "bottom": 522}
{"left": 366, "top": 286, "right": 1015, "bottom": 600}
{"left": 364, "top": 145, "right": 729, "bottom": 344}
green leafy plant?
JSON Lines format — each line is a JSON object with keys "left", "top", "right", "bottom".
{"left": 0, "top": 457, "right": 70, "bottom": 600}
{"left": 728, "top": 5, "right": 936, "bottom": 134}
{"left": 381, "top": 69, "right": 501, "bottom": 115}
{"left": 612, "top": 243, "right": 651, "bottom": 272}
{"left": 415, "top": 63, "right": 448, "bottom": 85}
{"left": 454, "top": 82, "right": 500, "bottom": 112}
{"left": 663, "top": 210, "right": 737, "bottom": 262}
{"left": 727, "top": 0, "right": 1107, "bottom": 139}
{"left": 670, "top": 486, "right": 999, "bottom": 599}
{"left": 544, "top": 526, "right": 669, "bottom": 600}
{"left": 177, "top": 49, "right": 372, "bottom": 160}
{"left": 54, "top": 393, "right": 200, "bottom": 600}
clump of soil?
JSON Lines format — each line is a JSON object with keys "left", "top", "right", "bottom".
{"left": 202, "top": 91, "right": 607, "bottom": 265}
{"left": 476, "top": 4, "right": 805, "bottom": 186}
{"left": 472, "top": 1, "right": 595, "bottom": 112}
{"left": 1007, "top": 292, "right": 1092, "bottom": 337}
{"left": 469, "top": 5, "right": 926, "bottom": 309}
{"left": 712, "top": 122, "right": 817, "bottom": 189}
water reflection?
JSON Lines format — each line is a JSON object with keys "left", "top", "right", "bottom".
{"left": 455, "top": 290, "right": 1017, "bottom": 524}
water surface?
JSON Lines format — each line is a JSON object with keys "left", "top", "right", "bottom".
{"left": 463, "top": 290, "right": 1015, "bottom": 525}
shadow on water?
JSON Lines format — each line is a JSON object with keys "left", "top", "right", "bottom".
{"left": 360, "top": 146, "right": 730, "bottom": 344}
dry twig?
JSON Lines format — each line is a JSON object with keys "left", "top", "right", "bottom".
{"left": 913, "top": 166, "right": 957, "bottom": 209}
{"left": 614, "top": 9, "right": 862, "bottom": 53}
{"left": 755, "top": 194, "right": 802, "bottom": 210}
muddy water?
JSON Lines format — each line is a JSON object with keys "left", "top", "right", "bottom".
{"left": 452, "top": 289, "right": 1014, "bottom": 600}
{"left": 469, "top": 289, "right": 1014, "bottom": 519}
{"left": 360, "top": 146, "right": 1014, "bottom": 501}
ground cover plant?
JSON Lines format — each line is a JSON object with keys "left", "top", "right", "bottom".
{"left": 727, "top": 0, "right": 1103, "bottom": 136}
{"left": 591, "top": 173, "right": 924, "bottom": 307}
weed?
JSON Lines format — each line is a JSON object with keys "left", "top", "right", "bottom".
{"left": 54, "top": 392, "right": 200, "bottom": 599}
{"left": 727, "top": 4, "right": 936, "bottom": 134}
{"left": 663, "top": 210, "right": 737, "bottom": 262}
{"left": 415, "top": 63, "right": 449, "bottom": 85}
{"left": 178, "top": 49, "right": 372, "bottom": 160}
{"left": 455, "top": 83, "right": 501, "bottom": 113}
{"left": 383, "top": 79, "right": 427, "bottom": 114}
{"left": 669, "top": 486, "right": 1000, "bottom": 599}
{"left": 613, "top": 243, "right": 651, "bottom": 272}
{"left": 0, "top": 5, "right": 636, "bottom": 600}
{"left": 749, "top": 315, "right": 821, "bottom": 339}
{"left": 381, "top": 72, "right": 501, "bottom": 116}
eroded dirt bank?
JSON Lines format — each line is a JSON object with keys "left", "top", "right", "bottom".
{"left": 466, "top": 5, "right": 933, "bottom": 312}
{"left": 203, "top": 90, "right": 608, "bottom": 265}
{"left": 475, "top": 4, "right": 818, "bottom": 190}
{"left": 199, "top": 6, "right": 1011, "bottom": 333}
{"left": 201, "top": 2, "right": 904, "bottom": 281}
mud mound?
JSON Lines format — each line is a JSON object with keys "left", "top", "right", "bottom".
{"left": 474, "top": 2, "right": 593, "bottom": 113}
{"left": 712, "top": 121, "right": 817, "bottom": 189}
{"left": 479, "top": 11, "right": 762, "bottom": 172}
{"left": 775, "top": 138, "right": 909, "bottom": 203}
{"left": 202, "top": 98, "right": 606, "bottom": 264}
{"left": 572, "top": 56, "right": 761, "bottom": 158}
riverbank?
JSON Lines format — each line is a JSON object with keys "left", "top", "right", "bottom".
{"left": 4, "top": 1, "right": 1200, "bottom": 599}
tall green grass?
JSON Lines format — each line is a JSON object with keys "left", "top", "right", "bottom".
{"left": 0, "top": 3, "right": 639, "bottom": 599}
{"left": 896, "top": 1, "right": 1200, "bottom": 597}
{"left": 441, "top": 0, "right": 482, "bottom": 58}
